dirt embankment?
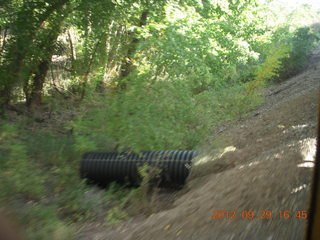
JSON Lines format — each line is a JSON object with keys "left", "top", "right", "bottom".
{"left": 78, "top": 50, "right": 320, "bottom": 240}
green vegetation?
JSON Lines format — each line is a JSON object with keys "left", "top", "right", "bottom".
{"left": 0, "top": 0, "right": 319, "bottom": 239}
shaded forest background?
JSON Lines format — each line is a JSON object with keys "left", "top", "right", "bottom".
{"left": 0, "top": 0, "right": 319, "bottom": 239}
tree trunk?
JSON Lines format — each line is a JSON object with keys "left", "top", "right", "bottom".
{"left": 0, "top": 0, "right": 70, "bottom": 110}
{"left": 25, "top": 2, "right": 72, "bottom": 108}
{"left": 80, "top": 38, "right": 102, "bottom": 100}
{"left": 103, "top": 25, "right": 126, "bottom": 85}
{"left": 118, "top": 11, "right": 148, "bottom": 89}
{"left": 26, "top": 60, "right": 50, "bottom": 108}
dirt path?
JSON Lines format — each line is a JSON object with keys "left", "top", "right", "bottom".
{"left": 78, "top": 51, "right": 320, "bottom": 240}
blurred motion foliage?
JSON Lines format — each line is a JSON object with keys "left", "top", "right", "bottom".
{"left": 0, "top": 0, "right": 319, "bottom": 239}
{"left": 0, "top": 123, "right": 90, "bottom": 239}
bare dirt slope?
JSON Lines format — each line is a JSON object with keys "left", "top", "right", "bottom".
{"left": 78, "top": 50, "right": 320, "bottom": 240}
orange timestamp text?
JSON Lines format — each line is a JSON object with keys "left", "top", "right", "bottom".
{"left": 211, "top": 210, "right": 308, "bottom": 220}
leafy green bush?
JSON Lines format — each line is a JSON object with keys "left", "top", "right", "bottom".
{"left": 279, "top": 27, "right": 318, "bottom": 78}
{"left": 73, "top": 79, "right": 206, "bottom": 152}
{"left": 245, "top": 43, "right": 290, "bottom": 94}
{"left": 238, "top": 26, "right": 318, "bottom": 86}
{"left": 268, "top": 26, "right": 319, "bottom": 81}
{"left": 73, "top": 72, "right": 265, "bottom": 153}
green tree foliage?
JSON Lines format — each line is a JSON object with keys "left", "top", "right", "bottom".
{"left": 1, "top": 0, "right": 318, "bottom": 109}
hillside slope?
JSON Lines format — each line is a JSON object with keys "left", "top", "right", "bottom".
{"left": 78, "top": 50, "right": 320, "bottom": 240}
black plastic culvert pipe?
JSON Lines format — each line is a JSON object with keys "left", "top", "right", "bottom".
{"left": 80, "top": 151, "right": 197, "bottom": 187}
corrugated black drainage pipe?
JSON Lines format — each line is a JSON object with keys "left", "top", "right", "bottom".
{"left": 80, "top": 151, "right": 197, "bottom": 187}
